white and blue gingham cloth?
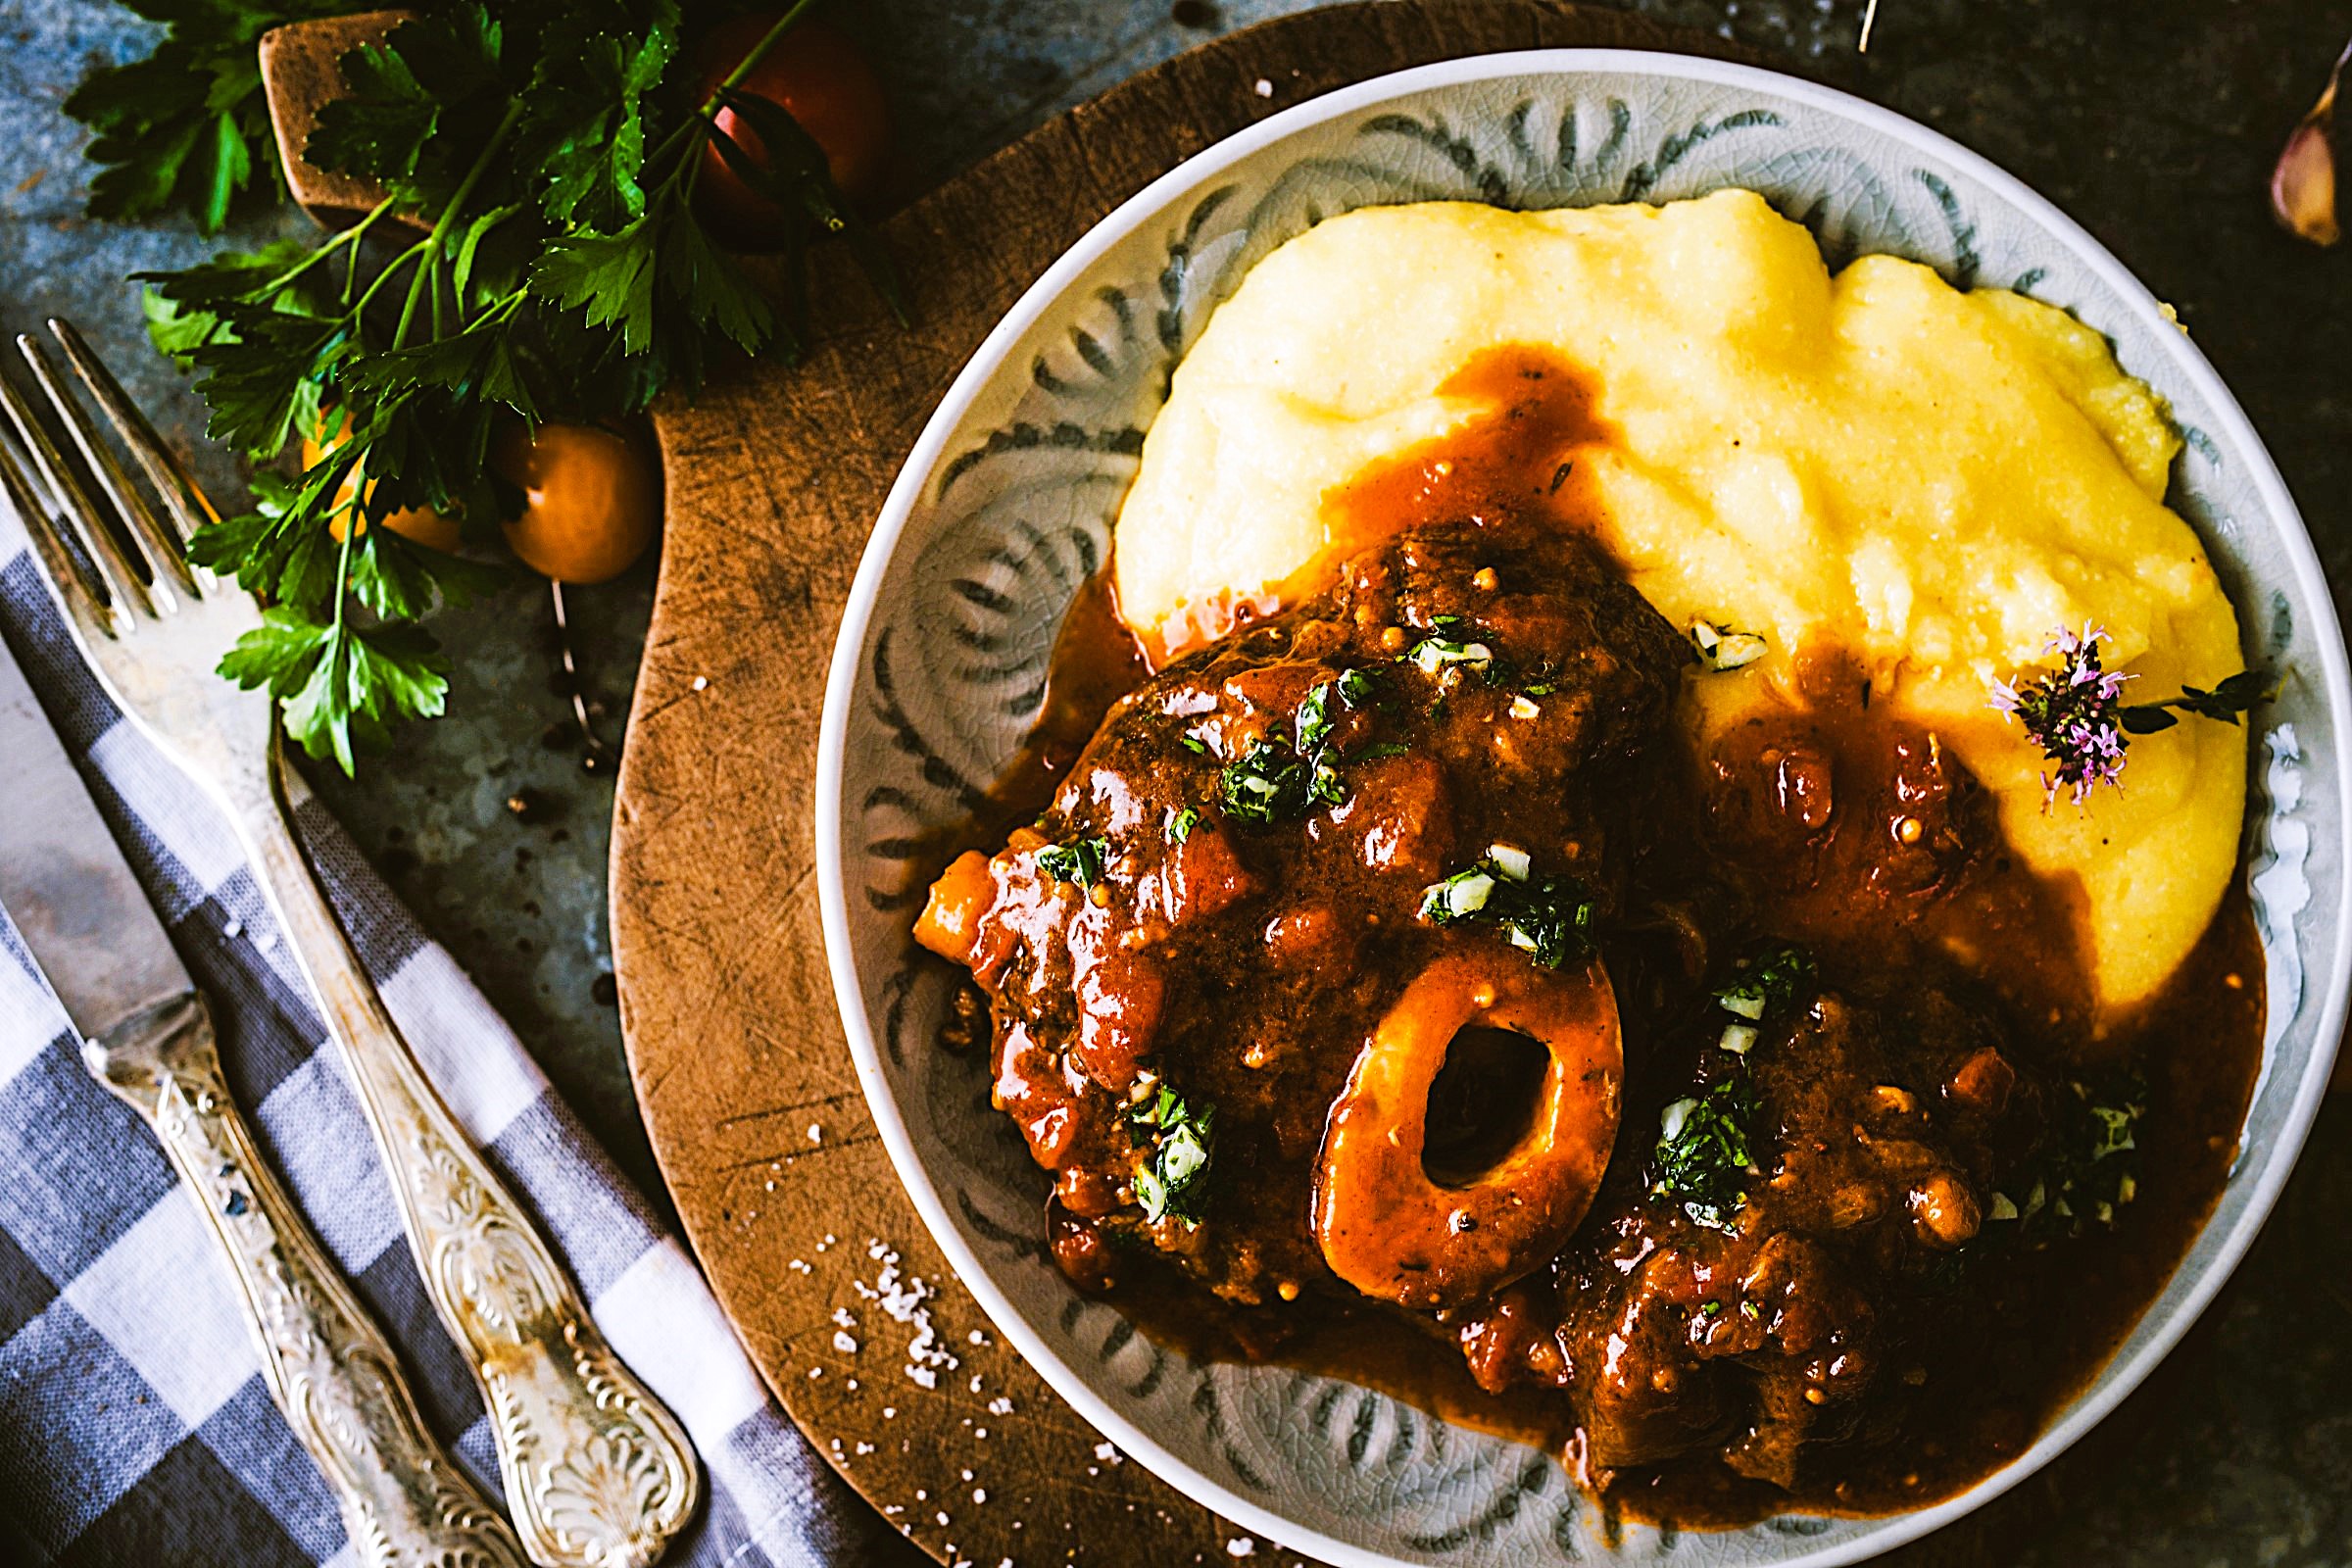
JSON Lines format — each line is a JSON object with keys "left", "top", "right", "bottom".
{"left": 0, "top": 524, "right": 908, "bottom": 1566}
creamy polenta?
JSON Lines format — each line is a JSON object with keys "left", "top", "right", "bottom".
{"left": 1111, "top": 189, "right": 2245, "bottom": 1008}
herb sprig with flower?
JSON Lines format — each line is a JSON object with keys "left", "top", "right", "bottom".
{"left": 1988, "top": 624, "right": 2269, "bottom": 808}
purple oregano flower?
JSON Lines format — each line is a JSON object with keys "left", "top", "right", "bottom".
{"left": 1988, "top": 623, "right": 2135, "bottom": 808}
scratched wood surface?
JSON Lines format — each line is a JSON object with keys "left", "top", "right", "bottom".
{"left": 609, "top": 7, "right": 2007, "bottom": 1565}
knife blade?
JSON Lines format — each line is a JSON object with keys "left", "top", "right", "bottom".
{"left": 0, "top": 636, "right": 191, "bottom": 1042}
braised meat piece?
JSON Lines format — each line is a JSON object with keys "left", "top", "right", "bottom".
{"left": 1459, "top": 982, "right": 2058, "bottom": 1492}
{"left": 917, "top": 517, "right": 1686, "bottom": 1309}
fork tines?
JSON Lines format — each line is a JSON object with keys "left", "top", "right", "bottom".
{"left": 0, "top": 320, "right": 216, "bottom": 637}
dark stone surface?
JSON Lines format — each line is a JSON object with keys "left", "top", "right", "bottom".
{"left": 1, "top": 1, "right": 2345, "bottom": 1560}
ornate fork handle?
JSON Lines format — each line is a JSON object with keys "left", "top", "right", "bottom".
{"left": 88, "top": 994, "right": 530, "bottom": 1568}
{"left": 235, "top": 751, "right": 702, "bottom": 1568}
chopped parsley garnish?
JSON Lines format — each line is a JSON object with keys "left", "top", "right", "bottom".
{"left": 1418, "top": 848, "right": 1594, "bottom": 969}
{"left": 1179, "top": 732, "right": 1209, "bottom": 755}
{"left": 1035, "top": 835, "right": 1110, "bottom": 888}
{"left": 1127, "top": 1086, "right": 1216, "bottom": 1225}
{"left": 1298, "top": 666, "right": 1382, "bottom": 752}
{"left": 1652, "top": 1078, "right": 1758, "bottom": 1232}
{"left": 1689, "top": 619, "right": 1768, "bottom": 671}
{"left": 1164, "top": 806, "right": 1201, "bottom": 844}
{"left": 1711, "top": 944, "right": 1815, "bottom": 1053}
{"left": 2006, "top": 1081, "right": 2144, "bottom": 1235}
{"left": 1401, "top": 614, "right": 1495, "bottom": 677}
{"left": 1220, "top": 738, "right": 1310, "bottom": 825}
{"left": 1217, "top": 668, "right": 1382, "bottom": 826}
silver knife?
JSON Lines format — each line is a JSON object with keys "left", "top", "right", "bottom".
{"left": 0, "top": 637, "right": 530, "bottom": 1568}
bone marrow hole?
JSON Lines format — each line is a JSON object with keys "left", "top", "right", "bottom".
{"left": 1422, "top": 1023, "right": 1549, "bottom": 1188}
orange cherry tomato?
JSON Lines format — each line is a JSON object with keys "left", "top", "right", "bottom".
{"left": 305, "top": 414, "right": 465, "bottom": 555}
{"left": 491, "top": 422, "right": 660, "bottom": 585}
{"left": 694, "top": 14, "right": 891, "bottom": 250}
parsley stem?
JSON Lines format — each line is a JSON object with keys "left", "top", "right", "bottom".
{"left": 645, "top": 0, "right": 825, "bottom": 176}
{"left": 352, "top": 236, "right": 433, "bottom": 322}
{"left": 393, "top": 99, "right": 525, "bottom": 350}
{"left": 258, "top": 197, "right": 392, "bottom": 305}
{"left": 708, "top": 0, "right": 823, "bottom": 102}
{"left": 328, "top": 489, "right": 358, "bottom": 638}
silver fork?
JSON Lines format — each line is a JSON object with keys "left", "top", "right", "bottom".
{"left": 2, "top": 319, "right": 701, "bottom": 1568}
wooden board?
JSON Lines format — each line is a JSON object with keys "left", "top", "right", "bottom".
{"left": 611, "top": 8, "right": 1828, "bottom": 1565}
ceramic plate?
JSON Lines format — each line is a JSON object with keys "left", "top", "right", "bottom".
{"left": 815, "top": 50, "right": 2352, "bottom": 1567}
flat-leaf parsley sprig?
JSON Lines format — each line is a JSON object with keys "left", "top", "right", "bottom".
{"left": 1989, "top": 623, "right": 2269, "bottom": 808}
{"left": 65, "top": 0, "right": 351, "bottom": 232}
{"left": 128, "top": 0, "right": 902, "bottom": 772}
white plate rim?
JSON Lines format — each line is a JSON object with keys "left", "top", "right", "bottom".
{"left": 814, "top": 46, "right": 2352, "bottom": 1568}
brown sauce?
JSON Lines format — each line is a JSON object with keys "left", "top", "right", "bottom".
{"left": 1701, "top": 650, "right": 2099, "bottom": 1040}
{"left": 1325, "top": 345, "right": 1618, "bottom": 542}
{"left": 1603, "top": 888, "right": 2264, "bottom": 1523}
{"left": 1045, "top": 884, "right": 2262, "bottom": 1520}
{"left": 922, "top": 340, "right": 2269, "bottom": 1528}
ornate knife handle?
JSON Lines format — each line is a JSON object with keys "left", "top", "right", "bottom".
{"left": 234, "top": 758, "right": 702, "bottom": 1568}
{"left": 88, "top": 994, "right": 530, "bottom": 1568}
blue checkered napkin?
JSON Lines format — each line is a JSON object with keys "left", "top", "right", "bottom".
{"left": 0, "top": 529, "right": 909, "bottom": 1566}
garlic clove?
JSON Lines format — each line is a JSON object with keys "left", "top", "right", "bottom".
{"left": 2273, "top": 36, "right": 2352, "bottom": 246}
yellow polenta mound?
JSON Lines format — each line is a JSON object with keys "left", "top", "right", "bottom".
{"left": 1111, "top": 189, "right": 2245, "bottom": 1008}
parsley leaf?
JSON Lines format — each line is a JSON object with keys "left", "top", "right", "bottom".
{"left": 1035, "top": 835, "right": 1110, "bottom": 888}
{"left": 1418, "top": 853, "right": 1594, "bottom": 968}
{"left": 1997, "top": 1078, "right": 2146, "bottom": 1237}
{"left": 1220, "top": 738, "right": 1307, "bottom": 825}
{"left": 1710, "top": 944, "right": 1813, "bottom": 1055}
{"left": 66, "top": 0, "right": 350, "bottom": 231}
{"left": 1219, "top": 668, "right": 1383, "bottom": 826}
{"left": 522, "top": 22, "right": 673, "bottom": 231}
{"left": 1713, "top": 946, "right": 1814, "bottom": 1020}
{"left": 220, "top": 608, "right": 451, "bottom": 775}
{"left": 1651, "top": 1078, "right": 1758, "bottom": 1232}
{"left": 532, "top": 217, "right": 660, "bottom": 353}
{"left": 1400, "top": 614, "right": 1494, "bottom": 676}
{"left": 1127, "top": 1086, "right": 1216, "bottom": 1225}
